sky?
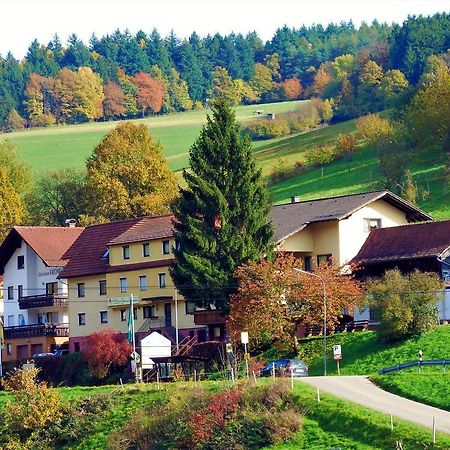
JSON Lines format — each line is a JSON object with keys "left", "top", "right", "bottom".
{"left": 1, "top": 0, "right": 448, "bottom": 59}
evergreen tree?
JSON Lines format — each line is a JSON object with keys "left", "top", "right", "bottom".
{"left": 171, "top": 99, "right": 274, "bottom": 311}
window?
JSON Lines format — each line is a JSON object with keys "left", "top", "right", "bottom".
{"left": 363, "top": 218, "right": 382, "bottom": 233}
{"left": 142, "top": 243, "right": 150, "bottom": 257}
{"left": 77, "top": 283, "right": 85, "bottom": 298}
{"left": 7, "top": 286, "right": 13, "bottom": 300}
{"left": 18, "top": 314, "right": 25, "bottom": 326}
{"left": 185, "top": 301, "right": 196, "bottom": 314}
{"left": 158, "top": 273, "right": 166, "bottom": 288}
{"left": 304, "top": 256, "right": 312, "bottom": 272}
{"left": 17, "top": 255, "right": 24, "bottom": 269}
{"left": 162, "top": 240, "right": 170, "bottom": 255}
{"left": 46, "top": 282, "right": 57, "bottom": 295}
{"left": 46, "top": 312, "right": 53, "bottom": 323}
{"left": 139, "top": 275, "right": 147, "bottom": 291}
{"left": 120, "top": 309, "right": 126, "bottom": 322}
{"left": 74, "top": 342, "right": 80, "bottom": 352}
{"left": 7, "top": 315, "right": 14, "bottom": 326}
{"left": 120, "top": 278, "right": 127, "bottom": 293}
{"left": 78, "top": 313, "right": 86, "bottom": 326}
{"left": 99, "top": 280, "right": 107, "bottom": 295}
{"left": 100, "top": 311, "right": 108, "bottom": 323}
{"left": 18, "top": 285, "right": 23, "bottom": 299}
{"left": 317, "top": 254, "right": 332, "bottom": 266}
{"left": 143, "top": 305, "right": 156, "bottom": 319}
{"left": 122, "top": 245, "right": 130, "bottom": 260}
{"left": 133, "top": 308, "right": 137, "bottom": 320}
{"left": 7, "top": 343, "right": 12, "bottom": 356}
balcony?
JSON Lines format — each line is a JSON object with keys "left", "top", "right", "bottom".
{"left": 4, "top": 323, "right": 69, "bottom": 339}
{"left": 19, "top": 294, "right": 68, "bottom": 310}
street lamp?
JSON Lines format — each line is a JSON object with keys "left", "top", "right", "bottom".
{"left": 293, "top": 267, "right": 328, "bottom": 376}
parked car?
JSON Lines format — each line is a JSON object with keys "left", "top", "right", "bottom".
{"left": 32, "top": 352, "right": 55, "bottom": 359}
{"left": 260, "top": 359, "right": 308, "bottom": 377}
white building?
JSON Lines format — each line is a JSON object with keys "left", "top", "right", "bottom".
{"left": 0, "top": 226, "right": 83, "bottom": 361}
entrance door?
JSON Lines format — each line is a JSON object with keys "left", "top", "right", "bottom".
{"left": 164, "top": 303, "right": 172, "bottom": 327}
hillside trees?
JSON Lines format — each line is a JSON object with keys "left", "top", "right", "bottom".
{"left": 228, "top": 254, "right": 363, "bottom": 352}
{"left": 86, "top": 122, "right": 178, "bottom": 221}
{"left": 171, "top": 99, "right": 274, "bottom": 310}
{"left": 131, "top": 71, "right": 166, "bottom": 115}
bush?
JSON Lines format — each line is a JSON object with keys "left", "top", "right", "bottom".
{"left": 366, "top": 269, "right": 442, "bottom": 342}
{"left": 29, "top": 113, "right": 56, "bottom": 128}
{"left": 108, "top": 381, "right": 302, "bottom": 450}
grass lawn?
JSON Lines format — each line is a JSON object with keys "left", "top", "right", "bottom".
{"left": 371, "top": 373, "right": 450, "bottom": 412}
{"left": 268, "top": 381, "right": 450, "bottom": 449}
{"left": 296, "top": 326, "right": 450, "bottom": 376}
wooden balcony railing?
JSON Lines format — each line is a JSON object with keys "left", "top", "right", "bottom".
{"left": 18, "top": 294, "right": 68, "bottom": 310}
{"left": 4, "top": 323, "right": 69, "bottom": 339}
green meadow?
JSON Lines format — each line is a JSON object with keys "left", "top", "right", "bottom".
{"left": 4, "top": 99, "right": 449, "bottom": 220}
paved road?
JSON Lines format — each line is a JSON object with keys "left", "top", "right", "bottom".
{"left": 299, "top": 375, "right": 450, "bottom": 434}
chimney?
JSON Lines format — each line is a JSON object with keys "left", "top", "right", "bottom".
{"left": 65, "top": 219, "right": 76, "bottom": 228}
{"left": 290, "top": 196, "right": 300, "bottom": 204}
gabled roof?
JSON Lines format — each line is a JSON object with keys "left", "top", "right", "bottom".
{"left": 0, "top": 226, "right": 84, "bottom": 274}
{"left": 351, "top": 220, "right": 450, "bottom": 265}
{"left": 108, "top": 214, "right": 174, "bottom": 245}
{"left": 59, "top": 215, "right": 175, "bottom": 279}
{"left": 269, "top": 190, "right": 433, "bottom": 243}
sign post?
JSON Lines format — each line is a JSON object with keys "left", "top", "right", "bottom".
{"left": 241, "top": 331, "right": 249, "bottom": 379}
{"left": 333, "top": 344, "right": 342, "bottom": 375}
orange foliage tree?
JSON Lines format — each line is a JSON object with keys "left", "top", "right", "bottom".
{"left": 282, "top": 77, "right": 303, "bottom": 99}
{"left": 103, "top": 81, "right": 127, "bottom": 119}
{"left": 228, "top": 254, "right": 363, "bottom": 352}
{"left": 82, "top": 330, "right": 132, "bottom": 379}
{"left": 131, "top": 71, "right": 166, "bottom": 115}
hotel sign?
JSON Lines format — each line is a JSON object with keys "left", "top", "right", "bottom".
{"left": 108, "top": 296, "right": 141, "bottom": 307}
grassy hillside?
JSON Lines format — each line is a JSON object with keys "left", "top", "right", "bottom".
{"left": 4, "top": 100, "right": 449, "bottom": 219}
{"left": 5, "top": 101, "right": 302, "bottom": 177}
{"left": 297, "top": 326, "right": 450, "bottom": 376}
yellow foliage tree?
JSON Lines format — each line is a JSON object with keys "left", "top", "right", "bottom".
{"left": 86, "top": 122, "right": 179, "bottom": 221}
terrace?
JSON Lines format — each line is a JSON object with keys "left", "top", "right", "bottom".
{"left": 4, "top": 323, "right": 69, "bottom": 339}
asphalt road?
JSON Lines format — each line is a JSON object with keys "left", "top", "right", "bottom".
{"left": 299, "top": 375, "right": 450, "bottom": 434}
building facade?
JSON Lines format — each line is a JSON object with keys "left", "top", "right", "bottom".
{"left": 58, "top": 215, "right": 207, "bottom": 352}
{"left": 0, "top": 226, "right": 83, "bottom": 361}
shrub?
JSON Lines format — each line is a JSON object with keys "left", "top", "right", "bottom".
{"left": 366, "top": 269, "right": 442, "bottom": 342}
{"left": 108, "top": 381, "right": 302, "bottom": 450}
{"left": 29, "top": 113, "right": 56, "bottom": 128}
{"left": 3, "top": 109, "right": 26, "bottom": 132}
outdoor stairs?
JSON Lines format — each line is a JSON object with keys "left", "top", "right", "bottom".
{"left": 173, "top": 335, "right": 198, "bottom": 357}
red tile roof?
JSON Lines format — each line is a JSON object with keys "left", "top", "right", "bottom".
{"left": 351, "top": 220, "right": 450, "bottom": 265}
{"left": 60, "top": 216, "right": 175, "bottom": 279}
{"left": 0, "top": 226, "right": 84, "bottom": 273}
{"left": 270, "top": 191, "right": 433, "bottom": 243}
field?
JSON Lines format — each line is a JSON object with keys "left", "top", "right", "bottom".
{"left": 4, "top": 100, "right": 449, "bottom": 220}
{"left": 5, "top": 101, "right": 302, "bottom": 177}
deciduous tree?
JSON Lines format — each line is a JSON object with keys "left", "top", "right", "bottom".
{"left": 171, "top": 99, "right": 274, "bottom": 311}
{"left": 102, "top": 81, "right": 127, "bottom": 119}
{"left": 228, "top": 254, "right": 362, "bottom": 352}
{"left": 131, "top": 71, "right": 165, "bottom": 115}
{"left": 86, "top": 122, "right": 178, "bottom": 221}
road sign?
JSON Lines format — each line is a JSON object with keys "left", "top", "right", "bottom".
{"left": 241, "top": 331, "right": 249, "bottom": 344}
{"left": 333, "top": 344, "right": 342, "bottom": 360}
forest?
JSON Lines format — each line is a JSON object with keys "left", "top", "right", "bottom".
{"left": 0, "top": 13, "right": 449, "bottom": 130}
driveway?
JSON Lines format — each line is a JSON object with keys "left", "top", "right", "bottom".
{"left": 299, "top": 375, "right": 450, "bottom": 434}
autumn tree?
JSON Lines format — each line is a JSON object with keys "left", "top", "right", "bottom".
{"left": 355, "top": 114, "right": 393, "bottom": 144}
{"left": 310, "top": 65, "right": 331, "bottom": 97}
{"left": 408, "top": 59, "right": 450, "bottom": 152}
{"left": 249, "top": 63, "right": 273, "bottom": 98}
{"left": 171, "top": 99, "right": 274, "bottom": 311}
{"left": 228, "top": 254, "right": 363, "bottom": 352}
{"left": 3, "top": 109, "right": 26, "bottom": 131}
{"left": 211, "top": 66, "right": 241, "bottom": 105}
{"left": 26, "top": 169, "right": 88, "bottom": 226}
{"left": 306, "top": 144, "right": 335, "bottom": 177}
{"left": 131, "top": 71, "right": 166, "bottom": 115}
{"left": 102, "top": 81, "right": 127, "bottom": 119}
{"left": 366, "top": 269, "right": 442, "bottom": 342}
{"left": 335, "top": 133, "right": 358, "bottom": 168}
{"left": 282, "top": 77, "right": 302, "bottom": 100}
{"left": 82, "top": 330, "right": 132, "bottom": 379}
{"left": 86, "top": 122, "right": 178, "bottom": 221}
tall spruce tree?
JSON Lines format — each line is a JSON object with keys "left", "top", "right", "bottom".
{"left": 171, "top": 99, "right": 273, "bottom": 311}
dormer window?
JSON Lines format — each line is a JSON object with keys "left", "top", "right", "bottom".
{"left": 122, "top": 245, "right": 130, "bottom": 260}
{"left": 364, "top": 218, "right": 382, "bottom": 233}
{"left": 102, "top": 248, "right": 110, "bottom": 259}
